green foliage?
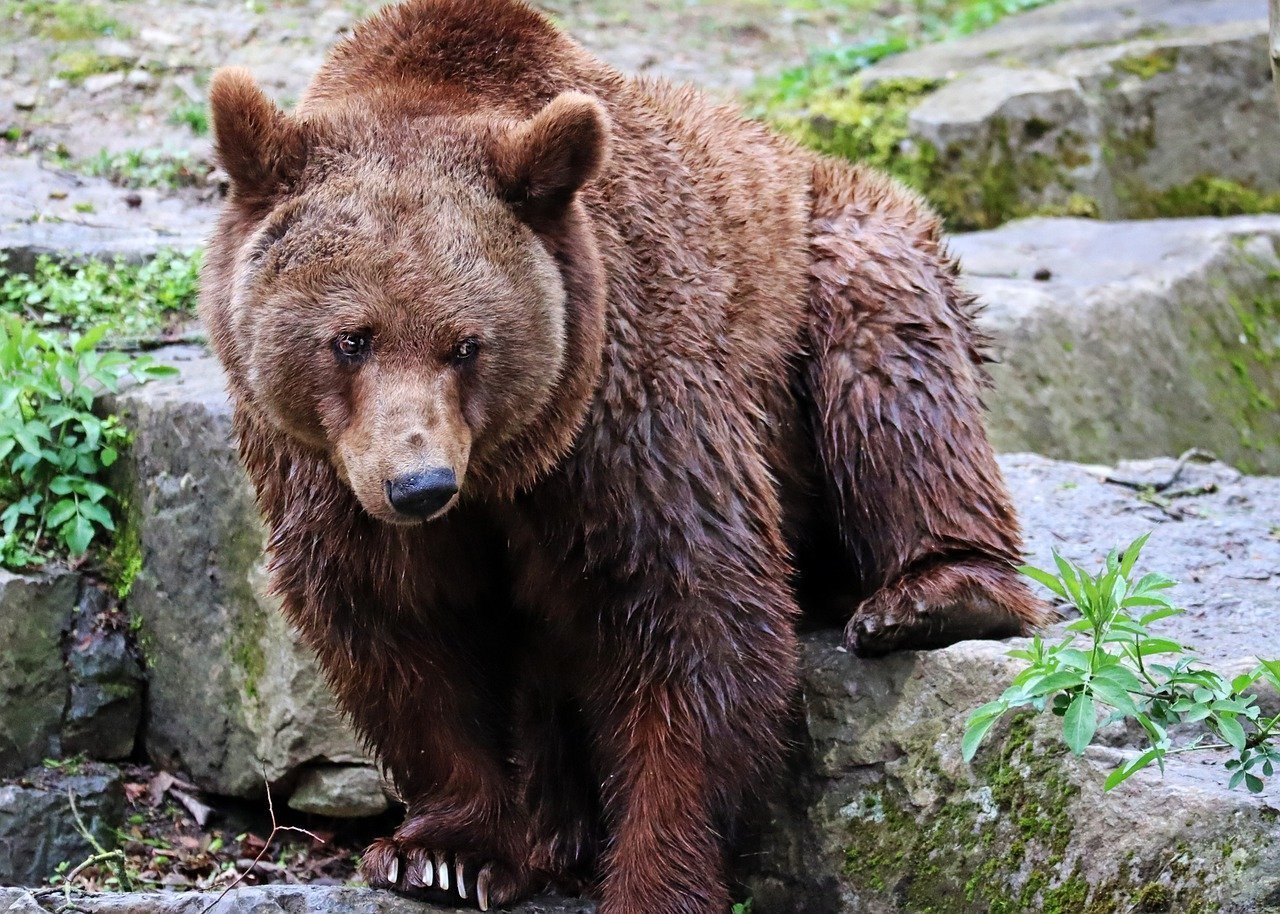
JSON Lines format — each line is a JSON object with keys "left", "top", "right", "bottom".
{"left": 965, "top": 534, "right": 1280, "bottom": 793}
{"left": 82, "top": 148, "right": 204, "bottom": 190}
{"left": 0, "top": 250, "right": 202, "bottom": 341}
{"left": 0, "top": 317, "right": 176, "bottom": 569}
{"left": 1127, "top": 176, "right": 1280, "bottom": 219}
{"left": 169, "top": 102, "right": 209, "bottom": 136}
{"left": 748, "top": 0, "right": 1059, "bottom": 111}
{"left": 3, "top": 0, "right": 126, "bottom": 40}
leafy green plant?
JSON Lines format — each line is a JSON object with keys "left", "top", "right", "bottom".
{"left": 0, "top": 317, "right": 175, "bottom": 569}
{"left": 82, "top": 147, "right": 204, "bottom": 190}
{"left": 1, "top": 250, "right": 201, "bottom": 341}
{"left": 965, "top": 534, "right": 1280, "bottom": 792}
{"left": 169, "top": 102, "right": 209, "bottom": 136}
{"left": 748, "top": 0, "right": 1059, "bottom": 111}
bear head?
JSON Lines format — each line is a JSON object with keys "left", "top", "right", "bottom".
{"left": 201, "top": 69, "right": 610, "bottom": 524}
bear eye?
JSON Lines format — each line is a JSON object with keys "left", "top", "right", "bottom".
{"left": 333, "top": 330, "right": 371, "bottom": 363}
{"left": 451, "top": 337, "right": 480, "bottom": 365}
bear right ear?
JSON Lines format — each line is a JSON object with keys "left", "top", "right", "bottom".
{"left": 209, "top": 67, "right": 307, "bottom": 202}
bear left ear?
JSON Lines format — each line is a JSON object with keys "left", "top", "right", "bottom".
{"left": 491, "top": 92, "right": 610, "bottom": 223}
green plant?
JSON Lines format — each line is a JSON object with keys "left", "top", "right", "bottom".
{"left": 82, "top": 147, "right": 203, "bottom": 190}
{"left": 3, "top": 0, "right": 126, "bottom": 40}
{"left": 169, "top": 102, "right": 209, "bottom": 136}
{"left": 748, "top": 0, "right": 1059, "bottom": 111}
{"left": 1, "top": 250, "right": 202, "bottom": 340}
{"left": 965, "top": 534, "right": 1280, "bottom": 792}
{"left": 0, "top": 317, "right": 176, "bottom": 569}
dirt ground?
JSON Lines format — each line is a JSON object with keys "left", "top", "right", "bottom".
{"left": 0, "top": 0, "right": 931, "bottom": 164}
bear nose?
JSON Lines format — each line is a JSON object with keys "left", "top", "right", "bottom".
{"left": 385, "top": 468, "right": 458, "bottom": 518}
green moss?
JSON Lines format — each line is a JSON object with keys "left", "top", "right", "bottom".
{"left": 839, "top": 714, "right": 1237, "bottom": 912}
{"left": 53, "top": 49, "right": 129, "bottom": 83}
{"left": 1124, "top": 176, "right": 1280, "bottom": 219}
{"left": 766, "top": 76, "right": 944, "bottom": 188}
{"left": 1112, "top": 47, "right": 1177, "bottom": 80}
{"left": 1186, "top": 264, "right": 1280, "bottom": 473}
{"left": 1135, "top": 881, "right": 1173, "bottom": 912}
{"left": 765, "top": 78, "right": 1096, "bottom": 230}
{"left": 104, "top": 495, "right": 143, "bottom": 600}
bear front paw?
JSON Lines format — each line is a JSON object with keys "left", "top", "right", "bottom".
{"left": 845, "top": 557, "right": 1050, "bottom": 657}
{"left": 361, "top": 837, "right": 532, "bottom": 911}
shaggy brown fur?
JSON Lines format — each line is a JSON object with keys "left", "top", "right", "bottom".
{"left": 200, "top": 2, "right": 1047, "bottom": 911}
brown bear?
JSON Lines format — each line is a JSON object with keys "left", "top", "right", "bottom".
{"left": 200, "top": 1, "right": 1047, "bottom": 911}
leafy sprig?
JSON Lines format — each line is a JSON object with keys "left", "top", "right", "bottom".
{"left": 964, "top": 534, "right": 1280, "bottom": 792}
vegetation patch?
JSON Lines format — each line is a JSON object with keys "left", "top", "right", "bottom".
{"left": 54, "top": 50, "right": 131, "bottom": 84}
{"left": 0, "top": 250, "right": 202, "bottom": 342}
{"left": 1124, "top": 176, "right": 1280, "bottom": 220}
{"left": 80, "top": 148, "right": 206, "bottom": 190}
{"left": 2, "top": 0, "right": 128, "bottom": 41}
{"left": 0, "top": 319, "right": 175, "bottom": 570}
{"left": 1111, "top": 47, "right": 1178, "bottom": 81}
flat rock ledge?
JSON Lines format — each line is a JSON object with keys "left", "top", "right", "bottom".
{"left": 0, "top": 886, "right": 592, "bottom": 914}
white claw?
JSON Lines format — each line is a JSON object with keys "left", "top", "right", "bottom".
{"left": 477, "top": 864, "right": 492, "bottom": 912}
{"left": 420, "top": 858, "right": 434, "bottom": 888}
{"left": 436, "top": 851, "right": 450, "bottom": 892}
{"left": 386, "top": 858, "right": 399, "bottom": 886}
{"left": 456, "top": 859, "right": 468, "bottom": 899}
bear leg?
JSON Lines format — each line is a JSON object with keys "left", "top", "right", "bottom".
{"left": 324, "top": 625, "right": 533, "bottom": 909}
{"left": 803, "top": 161, "right": 1049, "bottom": 657}
{"left": 584, "top": 574, "right": 798, "bottom": 914}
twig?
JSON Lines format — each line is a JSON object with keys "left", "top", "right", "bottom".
{"left": 200, "top": 782, "right": 322, "bottom": 913}
{"left": 60, "top": 788, "right": 131, "bottom": 911}
{"left": 1104, "top": 448, "right": 1217, "bottom": 492}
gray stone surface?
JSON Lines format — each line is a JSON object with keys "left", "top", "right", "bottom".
{"left": 0, "top": 763, "right": 124, "bottom": 887}
{"left": 106, "top": 350, "right": 375, "bottom": 799}
{"left": 289, "top": 765, "right": 391, "bottom": 819}
{"left": 0, "top": 569, "right": 77, "bottom": 778}
{"left": 958, "top": 214, "right": 1280, "bottom": 473}
{"left": 745, "top": 454, "right": 1280, "bottom": 912}
{"left": 0, "top": 886, "right": 594, "bottom": 913}
{"left": 865, "top": 0, "right": 1279, "bottom": 223}
{"left": 0, "top": 157, "right": 210, "bottom": 273}
{"left": 61, "top": 586, "right": 144, "bottom": 761}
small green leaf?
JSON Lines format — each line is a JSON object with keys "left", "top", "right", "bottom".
{"left": 1104, "top": 747, "right": 1161, "bottom": 791}
{"left": 1063, "top": 693, "right": 1096, "bottom": 756}
{"left": 1216, "top": 715, "right": 1247, "bottom": 751}
{"left": 1019, "top": 563, "right": 1069, "bottom": 600}
{"left": 65, "top": 513, "right": 94, "bottom": 555}
{"left": 963, "top": 712, "right": 1002, "bottom": 763}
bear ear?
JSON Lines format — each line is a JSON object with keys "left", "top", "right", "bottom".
{"left": 491, "top": 92, "right": 610, "bottom": 224}
{"left": 209, "top": 67, "right": 307, "bottom": 202}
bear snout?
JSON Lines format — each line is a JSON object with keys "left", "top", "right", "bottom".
{"left": 385, "top": 467, "right": 459, "bottom": 519}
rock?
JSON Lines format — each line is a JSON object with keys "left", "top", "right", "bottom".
{"left": 107, "top": 351, "right": 374, "bottom": 799}
{"left": 81, "top": 73, "right": 125, "bottom": 96}
{"left": 0, "top": 157, "right": 211, "bottom": 273}
{"left": 0, "top": 763, "right": 124, "bottom": 887}
{"left": 0, "top": 885, "right": 594, "bottom": 913}
{"left": 288, "top": 765, "right": 390, "bottom": 818}
{"left": 0, "top": 569, "right": 77, "bottom": 777}
{"left": 11, "top": 90, "right": 37, "bottom": 112}
{"left": 852, "top": 0, "right": 1280, "bottom": 227}
{"left": 957, "top": 214, "right": 1280, "bottom": 473}
{"left": 61, "top": 586, "right": 144, "bottom": 762}
{"left": 746, "top": 453, "right": 1280, "bottom": 912}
